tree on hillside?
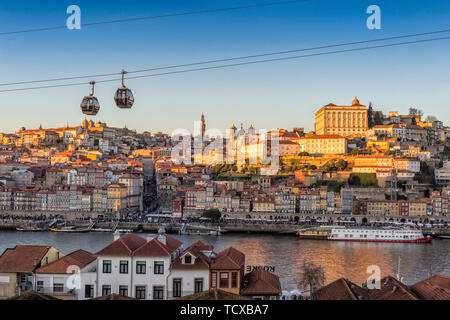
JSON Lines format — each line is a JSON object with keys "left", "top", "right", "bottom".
{"left": 368, "top": 103, "right": 375, "bottom": 128}
{"left": 409, "top": 108, "right": 424, "bottom": 118}
{"left": 426, "top": 115, "right": 437, "bottom": 122}
{"left": 298, "top": 152, "right": 310, "bottom": 157}
{"left": 202, "top": 209, "right": 222, "bottom": 222}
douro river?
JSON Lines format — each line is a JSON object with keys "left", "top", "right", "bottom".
{"left": 0, "top": 231, "right": 448, "bottom": 291}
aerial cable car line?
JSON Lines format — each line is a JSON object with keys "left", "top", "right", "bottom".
{"left": 0, "top": 0, "right": 308, "bottom": 36}
{"left": 2, "top": 27, "right": 450, "bottom": 87}
{"left": 1, "top": 34, "right": 450, "bottom": 94}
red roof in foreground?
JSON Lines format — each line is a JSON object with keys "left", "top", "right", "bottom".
{"left": 410, "top": 274, "right": 450, "bottom": 300}
{"left": 96, "top": 233, "right": 183, "bottom": 257}
{"left": 171, "top": 241, "right": 212, "bottom": 270}
{"left": 36, "top": 250, "right": 96, "bottom": 274}
{"left": 368, "top": 276, "right": 419, "bottom": 300}
{"left": 0, "top": 245, "right": 52, "bottom": 273}
{"left": 312, "top": 278, "right": 369, "bottom": 300}
{"left": 96, "top": 233, "right": 147, "bottom": 256}
{"left": 211, "top": 247, "right": 245, "bottom": 270}
{"left": 241, "top": 269, "right": 282, "bottom": 296}
{"left": 134, "top": 238, "right": 172, "bottom": 257}
{"left": 313, "top": 276, "right": 423, "bottom": 300}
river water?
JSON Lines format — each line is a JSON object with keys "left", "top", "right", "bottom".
{"left": 0, "top": 231, "right": 448, "bottom": 291}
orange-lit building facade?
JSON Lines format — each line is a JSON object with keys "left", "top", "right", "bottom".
{"left": 315, "top": 97, "right": 368, "bottom": 137}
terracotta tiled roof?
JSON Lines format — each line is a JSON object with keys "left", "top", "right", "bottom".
{"left": 368, "top": 276, "right": 419, "bottom": 300}
{"left": 0, "top": 245, "right": 52, "bottom": 273}
{"left": 312, "top": 278, "right": 369, "bottom": 300}
{"left": 9, "top": 290, "right": 61, "bottom": 301}
{"left": 171, "top": 242, "right": 212, "bottom": 270}
{"left": 163, "top": 234, "right": 184, "bottom": 253}
{"left": 410, "top": 275, "right": 450, "bottom": 300}
{"left": 241, "top": 269, "right": 282, "bottom": 296}
{"left": 36, "top": 250, "right": 96, "bottom": 274}
{"left": 133, "top": 238, "right": 172, "bottom": 257}
{"left": 190, "top": 240, "right": 214, "bottom": 252}
{"left": 211, "top": 247, "right": 245, "bottom": 270}
{"left": 96, "top": 233, "right": 147, "bottom": 256}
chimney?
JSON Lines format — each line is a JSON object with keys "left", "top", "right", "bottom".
{"left": 157, "top": 228, "right": 166, "bottom": 245}
{"left": 113, "top": 232, "right": 121, "bottom": 241}
{"left": 209, "top": 253, "right": 217, "bottom": 266}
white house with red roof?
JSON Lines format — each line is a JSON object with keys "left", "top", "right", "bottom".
{"left": 34, "top": 249, "right": 97, "bottom": 300}
{"left": 168, "top": 240, "right": 214, "bottom": 299}
{"left": 95, "top": 229, "right": 183, "bottom": 300}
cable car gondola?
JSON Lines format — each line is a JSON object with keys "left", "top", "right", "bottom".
{"left": 114, "top": 70, "right": 134, "bottom": 109}
{"left": 80, "top": 81, "right": 100, "bottom": 116}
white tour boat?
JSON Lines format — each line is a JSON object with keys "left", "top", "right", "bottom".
{"left": 328, "top": 227, "right": 432, "bottom": 243}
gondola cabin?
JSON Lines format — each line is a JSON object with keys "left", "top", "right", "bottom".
{"left": 114, "top": 87, "right": 134, "bottom": 108}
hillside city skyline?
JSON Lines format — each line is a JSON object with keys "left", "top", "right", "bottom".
{"left": 3, "top": 97, "right": 443, "bottom": 135}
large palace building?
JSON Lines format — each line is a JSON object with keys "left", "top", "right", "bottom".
{"left": 315, "top": 97, "right": 368, "bottom": 137}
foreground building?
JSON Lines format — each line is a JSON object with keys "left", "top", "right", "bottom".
{"left": 0, "top": 245, "right": 63, "bottom": 299}
{"left": 0, "top": 232, "right": 281, "bottom": 300}
{"left": 312, "top": 274, "right": 450, "bottom": 300}
{"left": 35, "top": 250, "right": 97, "bottom": 300}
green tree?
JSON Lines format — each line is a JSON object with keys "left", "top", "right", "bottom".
{"left": 426, "top": 115, "right": 437, "bottom": 122}
{"left": 202, "top": 209, "right": 222, "bottom": 221}
{"left": 348, "top": 173, "right": 377, "bottom": 187}
{"left": 409, "top": 108, "right": 424, "bottom": 118}
{"left": 298, "top": 152, "right": 310, "bottom": 157}
{"left": 368, "top": 103, "right": 374, "bottom": 128}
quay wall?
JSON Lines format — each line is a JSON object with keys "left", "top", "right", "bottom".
{"left": 1, "top": 220, "right": 450, "bottom": 236}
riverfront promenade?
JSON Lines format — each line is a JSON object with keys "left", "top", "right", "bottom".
{"left": 1, "top": 218, "right": 450, "bottom": 236}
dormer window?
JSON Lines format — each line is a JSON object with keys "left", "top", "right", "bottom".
{"left": 184, "top": 255, "right": 192, "bottom": 264}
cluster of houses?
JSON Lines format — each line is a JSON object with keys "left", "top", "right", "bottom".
{"left": 0, "top": 229, "right": 281, "bottom": 300}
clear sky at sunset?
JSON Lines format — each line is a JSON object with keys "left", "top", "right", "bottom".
{"left": 1, "top": 0, "right": 450, "bottom": 134}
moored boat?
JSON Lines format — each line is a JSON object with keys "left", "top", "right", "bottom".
{"left": 328, "top": 227, "right": 432, "bottom": 243}
{"left": 48, "top": 226, "right": 90, "bottom": 233}
{"left": 434, "top": 234, "right": 450, "bottom": 240}
{"left": 16, "top": 227, "right": 47, "bottom": 232}
{"left": 296, "top": 230, "right": 329, "bottom": 240}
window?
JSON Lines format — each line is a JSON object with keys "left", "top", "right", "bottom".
{"left": 231, "top": 272, "right": 238, "bottom": 288}
{"left": 102, "top": 285, "right": 111, "bottom": 296}
{"left": 211, "top": 272, "right": 217, "bottom": 288}
{"left": 194, "top": 279, "right": 203, "bottom": 293}
{"left": 154, "top": 261, "right": 164, "bottom": 274}
{"left": 120, "top": 261, "right": 128, "bottom": 274}
{"left": 136, "top": 261, "right": 146, "bottom": 274}
{"left": 135, "top": 286, "right": 146, "bottom": 300}
{"left": 53, "top": 283, "right": 64, "bottom": 293}
{"left": 184, "top": 255, "right": 192, "bottom": 264}
{"left": 153, "top": 286, "right": 164, "bottom": 300}
{"left": 85, "top": 285, "right": 94, "bottom": 298}
{"left": 119, "top": 285, "right": 128, "bottom": 297}
{"left": 173, "top": 279, "right": 182, "bottom": 298}
{"left": 220, "top": 273, "right": 229, "bottom": 288}
{"left": 103, "top": 260, "right": 112, "bottom": 274}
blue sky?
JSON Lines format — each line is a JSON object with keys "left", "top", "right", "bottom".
{"left": 0, "top": 0, "right": 450, "bottom": 134}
